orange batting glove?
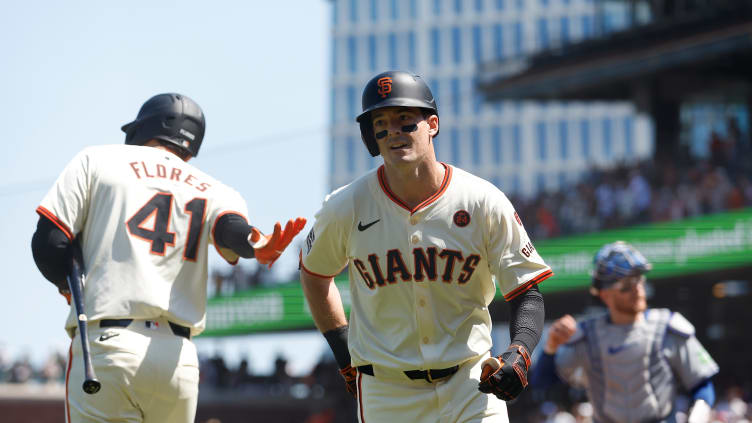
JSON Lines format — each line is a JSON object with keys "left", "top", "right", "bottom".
{"left": 250, "top": 217, "right": 307, "bottom": 268}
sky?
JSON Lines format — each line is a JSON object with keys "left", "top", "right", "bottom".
{"left": 0, "top": 1, "right": 332, "bottom": 376}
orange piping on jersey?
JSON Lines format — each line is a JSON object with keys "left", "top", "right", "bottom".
{"left": 36, "top": 206, "right": 74, "bottom": 240}
{"left": 211, "top": 211, "right": 248, "bottom": 265}
{"left": 358, "top": 372, "right": 366, "bottom": 423}
{"left": 377, "top": 163, "right": 452, "bottom": 215}
{"left": 504, "top": 269, "right": 554, "bottom": 301}
{"left": 300, "top": 261, "right": 340, "bottom": 279}
{"left": 65, "top": 344, "right": 72, "bottom": 423}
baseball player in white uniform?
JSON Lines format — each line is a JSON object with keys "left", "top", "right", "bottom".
{"left": 531, "top": 241, "right": 719, "bottom": 423}
{"left": 31, "top": 93, "right": 306, "bottom": 423}
{"left": 300, "top": 71, "right": 553, "bottom": 422}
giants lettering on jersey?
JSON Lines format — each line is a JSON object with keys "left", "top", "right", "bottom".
{"left": 353, "top": 247, "right": 481, "bottom": 289}
{"left": 129, "top": 161, "right": 211, "bottom": 192}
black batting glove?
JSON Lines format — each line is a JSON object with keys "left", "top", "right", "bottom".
{"left": 478, "top": 344, "right": 531, "bottom": 401}
{"left": 339, "top": 364, "right": 358, "bottom": 397}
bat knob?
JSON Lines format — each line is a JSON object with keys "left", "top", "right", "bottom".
{"left": 83, "top": 379, "right": 101, "bottom": 394}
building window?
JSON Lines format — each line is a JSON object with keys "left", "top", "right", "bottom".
{"left": 368, "top": 35, "right": 378, "bottom": 71}
{"left": 513, "top": 21, "right": 523, "bottom": 55}
{"left": 330, "top": 138, "right": 337, "bottom": 175}
{"left": 350, "top": 0, "right": 358, "bottom": 23}
{"left": 536, "top": 172, "right": 546, "bottom": 193}
{"left": 433, "top": 0, "right": 442, "bottom": 16}
{"left": 410, "top": 0, "right": 417, "bottom": 19}
{"left": 537, "top": 18, "right": 549, "bottom": 50}
{"left": 333, "top": 0, "right": 339, "bottom": 25}
{"left": 452, "top": 27, "right": 462, "bottom": 64}
{"left": 408, "top": 31, "right": 416, "bottom": 68}
{"left": 428, "top": 79, "right": 440, "bottom": 108}
{"left": 580, "top": 119, "right": 591, "bottom": 159}
{"left": 431, "top": 28, "right": 442, "bottom": 65}
{"left": 536, "top": 122, "right": 547, "bottom": 161}
{"left": 451, "top": 78, "right": 461, "bottom": 116}
{"left": 332, "top": 37, "right": 338, "bottom": 74}
{"left": 511, "top": 174, "right": 520, "bottom": 194}
{"left": 492, "top": 126, "right": 503, "bottom": 164}
{"left": 558, "top": 120, "right": 569, "bottom": 160}
{"left": 471, "top": 127, "right": 481, "bottom": 165}
{"left": 391, "top": 0, "right": 399, "bottom": 20}
{"left": 475, "top": 0, "right": 484, "bottom": 13}
{"left": 330, "top": 87, "right": 337, "bottom": 124}
{"left": 369, "top": 0, "right": 378, "bottom": 22}
{"left": 560, "top": 16, "right": 570, "bottom": 44}
{"left": 388, "top": 33, "right": 398, "bottom": 68}
{"left": 512, "top": 124, "right": 522, "bottom": 162}
{"left": 492, "top": 176, "right": 501, "bottom": 190}
{"left": 451, "top": 127, "right": 461, "bottom": 165}
{"left": 472, "top": 25, "right": 483, "bottom": 64}
{"left": 493, "top": 24, "right": 504, "bottom": 59}
{"left": 347, "top": 85, "right": 358, "bottom": 120}
{"left": 582, "top": 14, "right": 593, "bottom": 38}
{"left": 347, "top": 137, "right": 356, "bottom": 173}
{"left": 347, "top": 36, "right": 357, "bottom": 72}
{"left": 454, "top": 0, "right": 463, "bottom": 15}
{"left": 472, "top": 77, "right": 483, "bottom": 113}
{"left": 496, "top": 0, "right": 505, "bottom": 10}
{"left": 602, "top": 117, "right": 612, "bottom": 159}
{"left": 624, "top": 116, "right": 634, "bottom": 157}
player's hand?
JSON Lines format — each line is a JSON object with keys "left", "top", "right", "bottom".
{"left": 339, "top": 364, "right": 357, "bottom": 398}
{"left": 250, "top": 217, "right": 307, "bottom": 268}
{"left": 544, "top": 314, "right": 577, "bottom": 354}
{"left": 478, "top": 344, "right": 531, "bottom": 401}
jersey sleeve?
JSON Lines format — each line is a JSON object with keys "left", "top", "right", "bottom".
{"left": 486, "top": 191, "right": 553, "bottom": 301}
{"left": 207, "top": 187, "right": 249, "bottom": 265}
{"left": 663, "top": 313, "right": 719, "bottom": 390}
{"left": 300, "top": 191, "right": 350, "bottom": 278}
{"left": 36, "top": 149, "right": 93, "bottom": 240}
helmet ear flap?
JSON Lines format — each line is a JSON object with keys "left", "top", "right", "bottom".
{"left": 359, "top": 118, "right": 381, "bottom": 157}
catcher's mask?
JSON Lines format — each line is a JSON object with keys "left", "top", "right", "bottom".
{"left": 356, "top": 71, "right": 439, "bottom": 157}
{"left": 590, "top": 241, "right": 652, "bottom": 295}
{"left": 121, "top": 93, "right": 205, "bottom": 157}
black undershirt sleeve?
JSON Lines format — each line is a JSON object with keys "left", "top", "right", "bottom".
{"left": 31, "top": 216, "right": 71, "bottom": 290}
{"left": 508, "top": 285, "right": 545, "bottom": 353}
{"left": 214, "top": 213, "right": 255, "bottom": 259}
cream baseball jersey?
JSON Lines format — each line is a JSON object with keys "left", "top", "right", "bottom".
{"left": 37, "top": 145, "right": 248, "bottom": 336}
{"left": 302, "top": 164, "right": 552, "bottom": 370}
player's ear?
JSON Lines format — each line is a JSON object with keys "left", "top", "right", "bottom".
{"left": 427, "top": 114, "right": 439, "bottom": 137}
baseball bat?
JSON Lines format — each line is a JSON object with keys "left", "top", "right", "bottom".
{"left": 67, "top": 241, "right": 101, "bottom": 394}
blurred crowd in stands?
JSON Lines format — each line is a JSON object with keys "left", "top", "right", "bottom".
{"left": 513, "top": 118, "right": 752, "bottom": 241}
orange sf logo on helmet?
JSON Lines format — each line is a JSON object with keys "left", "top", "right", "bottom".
{"left": 377, "top": 77, "right": 392, "bottom": 98}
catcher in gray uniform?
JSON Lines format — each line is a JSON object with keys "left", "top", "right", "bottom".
{"left": 531, "top": 241, "right": 719, "bottom": 423}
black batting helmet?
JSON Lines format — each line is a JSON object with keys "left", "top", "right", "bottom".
{"left": 121, "top": 93, "right": 205, "bottom": 157}
{"left": 356, "top": 71, "right": 439, "bottom": 157}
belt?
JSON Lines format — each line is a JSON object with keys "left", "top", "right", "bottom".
{"left": 357, "top": 364, "right": 459, "bottom": 383}
{"left": 99, "top": 319, "right": 191, "bottom": 339}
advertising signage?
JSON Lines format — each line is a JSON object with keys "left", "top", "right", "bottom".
{"left": 202, "top": 209, "right": 752, "bottom": 336}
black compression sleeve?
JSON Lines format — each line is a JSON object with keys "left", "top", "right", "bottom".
{"left": 323, "top": 325, "right": 352, "bottom": 369}
{"left": 214, "top": 213, "right": 254, "bottom": 258}
{"left": 31, "top": 216, "right": 71, "bottom": 289}
{"left": 508, "top": 285, "right": 545, "bottom": 353}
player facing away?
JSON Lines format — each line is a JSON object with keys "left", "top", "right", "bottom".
{"left": 31, "top": 93, "right": 306, "bottom": 423}
{"left": 530, "top": 241, "right": 719, "bottom": 423}
{"left": 300, "top": 70, "right": 554, "bottom": 422}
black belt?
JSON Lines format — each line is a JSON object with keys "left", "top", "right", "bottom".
{"left": 357, "top": 364, "right": 459, "bottom": 383}
{"left": 99, "top": 319, "right": 191, "bottom": 339}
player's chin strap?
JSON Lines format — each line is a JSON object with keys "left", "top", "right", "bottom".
{"left": 687, "top": 399, "right": 711, "bottom": 423}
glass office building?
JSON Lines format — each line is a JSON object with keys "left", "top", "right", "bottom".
{"left": 328, "top": 0, "right": 653, "bottom": 196}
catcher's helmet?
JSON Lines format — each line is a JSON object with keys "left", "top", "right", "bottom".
{"left": 121, "top": 93, "right": 205, "bottom": 157}
{"left": 356, "top": 71, "right": 439, "bottom": 157}
{"left": 591, "top": 241, "right": 652, "bottom": 292}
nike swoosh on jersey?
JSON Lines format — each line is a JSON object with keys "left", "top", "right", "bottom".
{"left": 98, "top": 333, "right": 120, "bottom": 342}
{"left": 357, "top": 219, "right": 380, "bottom": 231}
{"left": 607, "top": 343, "right": 634, "bottom": 355}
